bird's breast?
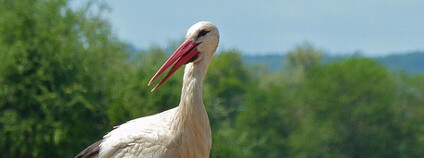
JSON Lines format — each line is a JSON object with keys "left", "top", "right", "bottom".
{"left": 168, "top": 104, "right": 211, "bottom": 158}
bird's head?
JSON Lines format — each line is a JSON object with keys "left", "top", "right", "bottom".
{"left": 148, "top": 21, "right": 219, "bottom": 92}
{"left": 185, "top": 21, "right": 219, "bottom": 63}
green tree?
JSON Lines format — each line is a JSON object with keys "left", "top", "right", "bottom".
{"left": 204, "top": 50, "right": 251, "bottom": 158}
{"left": 0, "top": 0, "right": 130, "bottom": 157}
{"left": 392, "top": 74, "right": 424, "bottom": 156}
{"left": 228, "top": 43, "right": 325, "bottom": 158}
{"left": 289, "top": 58, "right": 413, "bottom": 157}
{"left": 120, "top": 47, "right": 184, "bottom": 120}
{"left": 285, "top": 42, "right": 323, "bottom": 76}
{"left": 205, "top": 50, "right": 250, "bottom": 128}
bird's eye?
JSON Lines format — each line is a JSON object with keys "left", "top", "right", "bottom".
{"left": 197, "top": 30, "right": 210, "bottom": 38}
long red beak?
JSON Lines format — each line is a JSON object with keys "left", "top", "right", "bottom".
{"left": 148, "top": 39, "right": 200, "bottom": 92}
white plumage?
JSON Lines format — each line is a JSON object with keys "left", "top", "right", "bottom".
{"left": 75, "top": 21, "right": 219, "bottom": 158}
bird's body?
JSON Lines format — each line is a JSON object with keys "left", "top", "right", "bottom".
{"left": 75, "top": 21, "right": 219, "bottom": 158}
{"left": 99, "top": 64, "right": 211, "bottom": 158}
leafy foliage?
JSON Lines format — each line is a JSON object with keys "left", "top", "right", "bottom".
{"left": 290, "top": 58, "right": 404, "bottom": 157}
{"left": 0, "top": 0, "right": 129, "bottom": 157}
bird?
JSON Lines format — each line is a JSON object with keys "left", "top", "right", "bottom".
{"left": 75, "top": 21, "right": 219, "bottom": 158}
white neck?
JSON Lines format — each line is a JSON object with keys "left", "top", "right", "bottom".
{"left": 172, "top": 61, "right": 212, "bottom": 157}
{"left": 177, "top": 61, "right": 209, "bottom": 124}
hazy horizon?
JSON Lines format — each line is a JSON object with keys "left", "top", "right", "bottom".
{"left": 73, "top": 0, "right": 424, "bottom": 56}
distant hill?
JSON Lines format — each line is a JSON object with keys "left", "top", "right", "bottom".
{"left": 243, "top": 55, "right": 286, "bottom": 71}
{"left": 374, "top": 51, "right": 424, "bottom": 74}
{"left": 128, "top": 43, "right": 424, "bottom": 74}
{"left": 243, "top": 51, "right": 424, "bottom": 74}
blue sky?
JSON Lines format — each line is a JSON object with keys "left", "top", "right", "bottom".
{"left": 74, "top": 0, "right": 424, "bottom": 56}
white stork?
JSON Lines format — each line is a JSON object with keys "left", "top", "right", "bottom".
{"left": 75, "top": 21, "right": 219, "bottom": 158}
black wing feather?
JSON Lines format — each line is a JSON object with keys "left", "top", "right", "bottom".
{"left": 75, "top": 139, "right": 103, "bottom": 158}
